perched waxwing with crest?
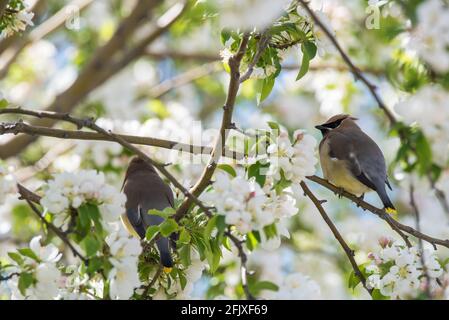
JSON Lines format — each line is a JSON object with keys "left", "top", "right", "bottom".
{"left": 121, "top": 157, "right": 174, "bottom": 273}
{"left": 315, "top": 114, "right": 396, "bottom": 214}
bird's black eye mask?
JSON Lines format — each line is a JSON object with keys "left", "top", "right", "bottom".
{"left": 315, "top": 119, "right": 344, "bottom": 136}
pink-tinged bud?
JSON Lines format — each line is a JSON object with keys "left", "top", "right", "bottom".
{"left": 378, "top": 236, "right": 392, "bottom": 248}
{"left": 247, "top": 191, "right": 256, "bottom": 201}
{"left": 368, "top": 252, "right": 375, "bottom": 260}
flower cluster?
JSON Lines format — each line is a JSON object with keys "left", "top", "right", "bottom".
{"left": 0, "top": 2, "right": 34, "bottom": 38}
{"left": 366, "top": 238, "right": 443, "bottom": 299}
{"left": 202, "top": 171, "right": 274, "bottom": 234}
{"left": 40, "top": 170, "right": 126, "bottom": 230}
{"left": 266, "top": 129, "right": 318, "bottom": 183}
{"left": 202, "top": 170, "right": 298, "bottom": 239}
{"left": 266, "top": 272, "right": 321, "bottom": 300}
{"left": 106, "top": 225, "right": 142, "bottom": 300}
{"left": 7, "top": 236, "right": 62, "bottom": 300}
{"left": 395, "top": 85, "right": 449, "bottom": 166}
{"left": 410, "top": 0, "right": 449, "bottom": 73}
{"left": 0, "top": 164, "right": 15, "bottom": 205}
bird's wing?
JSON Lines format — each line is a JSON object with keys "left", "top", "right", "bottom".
{"left": 327, "top": 131, "right": 382, "bottom": 191}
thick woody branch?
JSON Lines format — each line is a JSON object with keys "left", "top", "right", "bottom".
{"left": 300, "top": 181, "right": 372, "bottom": 296}
{"left": 174, "top": 33, "right": 251, "bottom": 220}
{"left": 0, "top": 0, "right": 174, "bottom": 159}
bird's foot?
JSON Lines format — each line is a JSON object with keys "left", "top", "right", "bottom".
{"left": 356, "top": 194, "right": 365, "bottom": 207}
{"left": 334, "top": 187, "right": 345, "bottom": 198}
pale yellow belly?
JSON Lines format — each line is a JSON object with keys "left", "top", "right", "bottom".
{"left": 120, "top": 214, "right": 141, "bottom": 239}
{"left": 320, "top": 143, "right": 370, "bottom": 196}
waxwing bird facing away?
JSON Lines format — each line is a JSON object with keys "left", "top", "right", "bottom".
{"left": 315, "top": 114, "right": 396, "bottom": 214}
{"left": 121, "top": 157, "right": 175, "bottom": 273}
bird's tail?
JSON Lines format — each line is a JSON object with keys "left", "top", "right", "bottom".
{"left": 156, "top": 237, "right": 173, "bottom": 273}
{"left": 377, "top": 187, "right": 397, "bottom": 214}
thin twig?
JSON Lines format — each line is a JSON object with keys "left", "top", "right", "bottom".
{"left": 141, "top": 265, "right": 163, "bottom": 299}
{"left": 300, "top": 181, "right": 372, "bottom": 296}
{"left": 306, "top": 175, "right": 449, "bottom": 250}
{"left": 409, "top": 183, "right": 432, "bottom": 298}
{"left": 225, "top": 230, "right": 255, "bottom": 300}
{"left": 16, "top": 183, "right": 89, "bottom": 264}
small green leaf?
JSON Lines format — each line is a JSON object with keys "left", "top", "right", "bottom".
{"left": 0, "top": 99, "right": 9, "bottom": 109}
{"left": 80, "top": 235, "right": 101, "bottom": 257}
{"left": 178, "top": 228, "right": 191, "bottom": 245}
{"left": 145, "top": 225, "right": 160, "bottom": 241}
{"left": 8, "top": 252, "right": 24, "bottom": 266}
{"left": 372, "top": 289, "right": 389, "bottom": 300}
{"left": 179, "top": 244, "right": 191, "bottom": 267}
{"left": 204, "top": 215, "right": 218, "bottom": 239}
{"left": 267, "top": 121, "right": 280, "bottom": 132}
{"left": 253, "top": 280, "right": 279, "bottom": 292}
{"left": 159, "top": 219, "right": 178, "bottom": 237}
{"left": 148, "top": 207, "right": 176, "bottom": 219}
{"left": 348, "top": 271, "right": 361, "bottom": 290}
{"left": 217, "top": 164, "right": 237, "bottom": 177}
{"left": 18, "top": 273, "right": 34, "bottom": 296}
{"left": 18, "top": 248, "right": 40, "bottom": 262}
{"left": 257, "top": 76, "right": 275, "bottom": 105}
{"left": 296, "top": 41, "right": 317, "bottom": 80}
{"left": 248, "top": 161, "right": 270, "bottom": 187}
{"left": 246, "top": 232, "right": 259, "bottom": 251}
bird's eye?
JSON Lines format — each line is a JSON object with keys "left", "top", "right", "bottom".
{"left": 324, "top": 119, "right": 343, "bottom": 129}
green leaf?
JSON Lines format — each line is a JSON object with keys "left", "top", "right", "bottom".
{"left": 179, "top": 272, "right": 187, "bottom": 290}
{"left": 145, "top": 225, "right": 160, "bottom": 241}
{"left": 159, "top": 219, "right": 178, "bottom": 237}
{"left": 296, "top": 41, "right": 317, "bottom": 80}
{"left": 248, "top": 161, "right": 270, "bottom": 187}
{"left": 179, "top": 244, "right": 191, "bottom": 267}
{"left": 178, "top": 227, "right": 191, "bottom": 245}
{"left": 0, "top": 99, "right": 9, "bottom": 109}
{"left": 257, "top": 76, "right": 275, "bottom": 105}
{"left": 253, "top": 280, "right": 279, "bottom": 292}
{"left": 246, "top": 232, "right": 259, "bottom": 251}
{"left": 18, "top": 273, "right": 34, "bottom": 296}
{"left": 8, "top": 252, "right": 24, "bottom": 266}
{"left": 267, "top": 121, "right": 280, "bottom": 132}
{"left": 217, "top": 164, "right": 237, "bottom": 177}
{"left": 18, "top": 248, "right": 40, "bottom": 262}
{"left": 80, "top": 235, "right": 101, "bottom": 257}
{"left": 204, "top": 215, "right": 218, "bottom": 239}
{"left": 148, "top": 207, "right": 176, "bottom": 219}
{"left": 348, "top": 271, "right": 361, "bottom": 290}
{"left": 372, "top": 288, "right": 389, "bottom": 300}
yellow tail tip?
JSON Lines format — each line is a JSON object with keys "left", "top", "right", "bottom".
{"left": 385, "top": 207, "right": 397, "bottom": 214}
{"left": 163, "top": 267, "right": 172, "bottom": 274}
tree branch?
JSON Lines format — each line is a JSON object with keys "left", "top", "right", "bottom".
{"left": 306, "top": 175, "right": 449, "bottom": 249}
{"left": 0, "top": 0, "right": 170, "bottom": 159}
{"left": 16, "top": 183, "right": 89, "bottom": 264}
{"left": 225, "top": 230, "right": 255, "bottom": 300}
{"left": 300, "top": 181, "right": 372, "bottom": 296}
{"left": 297, "top": 0, "right": 397, "bottom": 125}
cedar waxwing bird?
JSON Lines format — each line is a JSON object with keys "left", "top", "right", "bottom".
{"left": 315, "top": 114, "right": 396, "bottom": 214}
{"left": 121, "top": 157, "right": 175, "bottom": 273}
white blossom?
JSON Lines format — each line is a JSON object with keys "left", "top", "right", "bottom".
{"left": 395, "top": 85, "right": 449, "bottom": 166}
{"left": 409, "top": 0, "right": 449, "bottom": 73}
{"left": 267, "top": 272, "right": 321, "bottom": 299}
{"left": 266, "top": 129, "right": 318, "bottom": 183}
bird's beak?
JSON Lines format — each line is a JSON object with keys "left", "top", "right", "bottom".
{"left": 315, "top": 125, "right": 327, "bottom": 130}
